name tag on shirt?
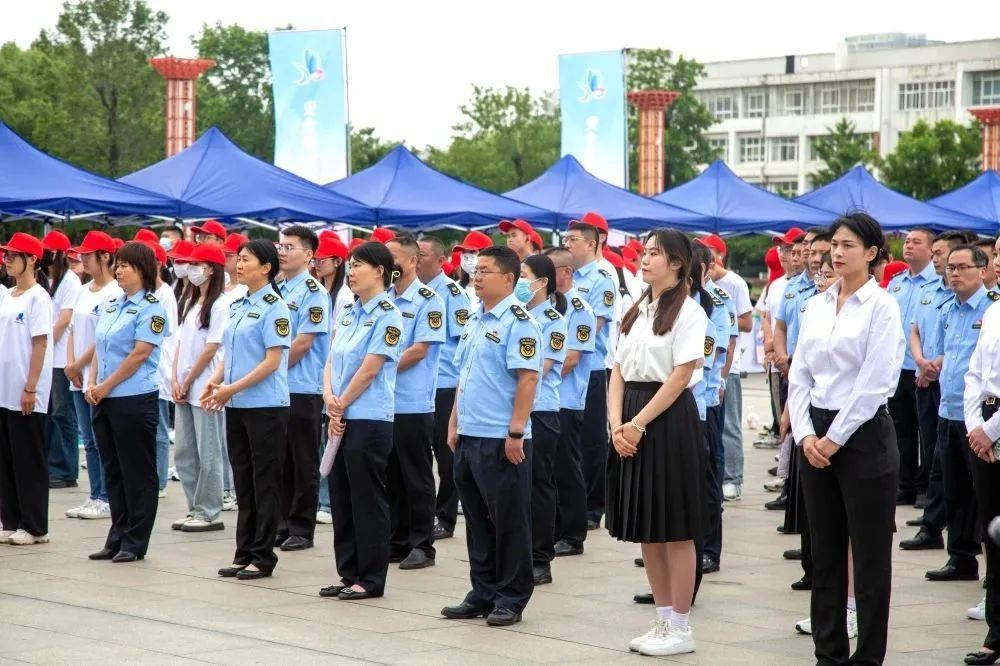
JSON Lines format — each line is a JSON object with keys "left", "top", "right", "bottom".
{"left": 485, "top": 332, "right": 501, "bottom": 343}
{"left": 247, "top": 312, "right": 260, "bottom": 319}
{"left": 126, "top": 309, "right": 138, "bottom": 314}
{"left": 402, "top": 312, "right": 415, "bottom": 319}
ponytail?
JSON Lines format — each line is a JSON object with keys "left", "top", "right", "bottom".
{"left": 552, "top": 290, "right": 567, "bottom": 315}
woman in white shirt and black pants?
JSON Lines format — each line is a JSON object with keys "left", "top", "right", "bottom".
{"left": 789, "top": 213, "right": 904, "bottom": 666}
{"left": 607, "top": 229, "right": 708, "bottom": 658}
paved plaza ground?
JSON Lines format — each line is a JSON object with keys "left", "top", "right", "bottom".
{"left": 0, "top": 373, "right": 987, "bottom": 664}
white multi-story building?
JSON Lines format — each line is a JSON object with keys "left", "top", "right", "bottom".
{"left": 692, "top": 34, "right": 1000, "bottom": 197}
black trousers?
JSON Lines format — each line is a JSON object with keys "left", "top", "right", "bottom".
{"left": 389, "top": 412, "right": 436, "bottom": 559}
{"left": 432, "top": 388, "right": 458, "bottom": 531}
{"left": 915, "top": 381, "right": 946, "bottom": 531}
{"left": 93, "top": 392, "right": 159, "bottom": 556}
{"left": 581, "top": 369, "right": 608, "bottom": 523}
{"left": 530, "top": 411, "right": 560, "bottom": 568}
{"left": 972, "top": 401, "right": 1000, "bottom": 651}
{"left": 800, "top": 406, "right": 898, "bottom": 666}
{"left": 703, "top": 407, "right": 724, "bottom": 562}
{"left": 331, "top": 419, "right": 392, "bottom": 595}
{"left": 0, "top": 408, "right": 48, "bottom": 536}
{"left": 454, "top": 435, "right": 533, "bottom": 614}
{"left": 940, "top": 418, "right": 981, "bottom": 570}
{"left": 889, "top": 369, "right": 921, "bottom": 499}
{"left": 278, "top": 393, "right": 322, "bottom": 540}
{"left": 227, "top": 406, "right": 288, "bottom": 572}
{"left": 554, "top": 409, "right": 587, "bottom": 548}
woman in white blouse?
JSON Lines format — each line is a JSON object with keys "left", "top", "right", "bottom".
{"left": 607, "top": 229, "right": 708, "bottom": 658}
{"left": 789, "top": 213, "right": 903, "bottom": 666}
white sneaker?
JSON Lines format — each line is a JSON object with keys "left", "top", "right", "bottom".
{"left": 66, "top": 498, "right": 94, "bottom": 518}
{"left": 969, "top": 597, "right": 986, "bottom": 621}
{"left": 316, "top": 510, "right": 333, "bottom": 525}
{"left": 79, "top": 500, "right": 111, "bottom": 519}
{"left": 222, "top": 491, "right": 237, "bottom": 512}
{"left": 172, "top": 515, "right": 193, "bottom": 530}
{"left": 847, "top": 608, "right": 858, "bottom": 638}
{"left": 158, "top": 488, "right": 167, "bottom": 499}
{"left": 764, "top": 478, "right": 785, "bottom": 492}
{"left": 8, "top": 530, "right": 49, "bottom": 545}
{"left": 795, "top": 617, "right": 812, "bottom": 634}
{"left": 0, "top": 530, "right": 15, "bottom": 544}
{"left": 638, "top": 625, "right": 695, "bottom": 656}
{"left": 168, "top": 466, "right": 180, "bottom": 481}
{"left": 722, "top": 483, "right": 742, "bottom": 501}
{"left": 629, "top": 619, "right": 668, "bottom": 652}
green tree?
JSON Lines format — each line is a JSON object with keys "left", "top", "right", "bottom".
{"left": 350, "top": 126, "right": 399, "bottom": 173}
{"left": 426, "top": 85, "right": 559, "bottom": 192}
{"left": 626, "top": 49, "right": 715, "bottom": 190}
{"left": 881, "top": 119, "right": 981, "bottom": 200}
{"left": 808, "top": 118, "right": 879, "bottom": 188}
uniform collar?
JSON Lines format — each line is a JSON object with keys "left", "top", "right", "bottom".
{"left": 958, "top": 285, "right": 989, "bottom": 309}
{"left": 824, "top": 276, "right": 879, "bottom": 305}
{"left": 246, "top": 284, "right": 276, "bottom": 306}
{"left": 124, "top": 289, "right": 147, "bottom": 305}
{"left": 426, "top": 271, "right": 448, "bottom": 291}
{"left": 574, "top": 259, "right": 598, "bottom": 278}
{"left": 528, "top": 300, "right": 551, "bottom": 319}
{"left": 484, "top": 293, "right": 520, "bottom": 320}
{"left": 360, "top": 290, "right": 390, "bottom": 314}
{"left": 902, "top": 262, "right": 936, "bottom": 283}
{"left": 280, "top": 270, "right": 308, "bottom": 293}
{"left": 389, "top": 277, "right": 423, "bottom": 302}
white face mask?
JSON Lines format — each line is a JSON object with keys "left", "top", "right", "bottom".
{"left": 173, "top": 263, "right": 189, "bottom": 280}
{"left": 187, "top": 266, "right": 209, "bottom": 287}
{"left": 460, "top": 253, "right": 478, "bottom": 276}
{"left": 159, "top": 237, "right": 174, "bottom": 251}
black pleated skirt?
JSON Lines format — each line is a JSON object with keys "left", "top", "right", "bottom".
{"left": 606, "top": 383, "right": 706, "bottom": 544}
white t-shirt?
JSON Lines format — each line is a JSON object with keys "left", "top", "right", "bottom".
{"left": 0, "top": 285, "right": 54, "bottom": 414}
{"left": 332, "top": 283, "right": 355, "bottom": 326}
{"left": 70, "top": 281, "right": 123, "bottom": 392}
{"left": 614, "top": 296, "right": 707, "bottom": 387}
{"left": 223, "top": 283, "right": 248, "bottom": 306}
{"left": 50, "top": 270, "right": 82, "bottom": 369}
{"left": 155, "top": 282, "right": 179, "bottom": 401}
{"left": 599, "top": 257, "right": 628, "bottom": 370}
{"left": 714, "top": 270, "right": 752, "bottom": 373}
{"left": 760, "top": 275, "right": 788, "bottom": 335}
{"left": 175, "top": 299, "right": 228, "bottom": 408}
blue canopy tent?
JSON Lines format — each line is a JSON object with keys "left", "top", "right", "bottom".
{"left": 504, "top": 155, "right": 705, "bottom": 232}
{"left": 796, "top": 165, "right": 993, "bottom": 234}
{"left": 0, "top": 122, "right": 186, "bottom": 220}
{"left": 929, "top": 170, "right": 1000, "bottom": 229}
{"left": 325, "top": 145, "right": 554, "bottom": 228}
{"left": 120, "top": 127, "right": 375, "bottom": 224}
{"left": 651, "top": 160, "right": 836, "bottom": 235}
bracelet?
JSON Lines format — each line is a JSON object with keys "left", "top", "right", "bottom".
{"left": 629, "top": 418, "right": 646, "bottom": 434}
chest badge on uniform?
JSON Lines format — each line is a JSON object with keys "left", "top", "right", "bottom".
{"left": 921, "top": 298, "right": 931, "bottom": 305}
{"left": 892, "top": 285, "right": 902, "bottom": 293}
{"left": 275, "top": 318, "right": 290, "bottom": 337}
{"left": 519, "top": 337, "right": 537, "bottom": 359}
{"left": 385, "top": 326, "right": 401, "bottom": 346}
{"left": 785, "top": 292, "right": 795, "bottom": 300}
{"left": 974, "top": 320, "right": 983, "bottom": 330}
{"left": 551, "top": 332, "right": 565, "bottom": 351}
{"left": 150, "top": 315, "right": 165, "bottom": 334}
{"left": 428, "top": 311, "right": 443, "bottom": 329}
{"left": 577, "top": 325, "right": 591, "bottom": 342}
{"left": 604, "top": 290, "right": 614, "bottom": 306}
{"left": 456, "top": 309, "right": 469, "bottom": 326}
{"left": 704, "top": 336, "right": 715, "bottom": 356}
{"left": 309, "top": 307, "right": 324, "bottom": 324}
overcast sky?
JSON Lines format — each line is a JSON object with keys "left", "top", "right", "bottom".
{"left": 1, "top": 0, "right": 994, "bottom": 148}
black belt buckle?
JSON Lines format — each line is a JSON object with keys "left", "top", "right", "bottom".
{"left": 986, "top": 396, "right": 998, "bottom": 406}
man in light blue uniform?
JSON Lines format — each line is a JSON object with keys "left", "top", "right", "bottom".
{"left": 441, "top": 246, "right": 542, "bottom": 627}
{"left": 417, "top": 236, "right": 472, "bottom": 540}
{"left": 386, "top": 233, "right": 446, "bottom": 570}
{"left": 275, "top": 226, "right": 330, "bottom": 552}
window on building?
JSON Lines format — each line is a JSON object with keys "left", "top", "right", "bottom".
{"left": 973, "top": 71, "right": 1000, "bottom": 105}
{"left": 898, "top": 81, "right": 955, "bottom": 110}
{"left": 770, "top": 136, "right": 799, "bottom": 162}
{"left": 708, "top": 136, "right": 728, "bottom": 160}
{"left": 745, "top": 91, "right": 765, "bottom": 118}
{"left": 702, "top": 91, "right": 735, "bottom": 120}
{"left": 783, "top": 89, "right": 804, "bottom": 116}
{"left": 854, "top": 83, "right": 875, "bottom": 112}
{"left": 819, "top": 87, "right": 840, "bottom": 114}
{"left": 739, "top": 135, "right": 764, "bottom": 163}
{"left": 768, "top": 181, "right": 799, "bottom": 198}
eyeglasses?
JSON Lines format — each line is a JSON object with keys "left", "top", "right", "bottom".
{"left": 562, "top": 235, "right": 585, "bottom": 245}
{"left": 274, "top": 243, "right": 304, "bottom": 253}
{"left": 474, "top": 269, "right": 505, "bottom": 277}
{"left": 2, "top": 252, "right": 24, "bottom": 262}
{"left": 946, "top": 264, "right": 984, "bottom": 273}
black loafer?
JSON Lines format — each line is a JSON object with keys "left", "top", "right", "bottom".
{"left": 767, "top": 466, "right": 778, "bottom": 477}
{"left": 441, "top": 601, "right": 492, "bottom": 619}
{"left": 634, "top": 557, "right": 644, "bottom": 567}
{"left": 783, "top": 548, "right": 802, "bottom": 561}
{"left": 899, "top": 530, "right": 944, "bottom": 551}
{"left": 274, "top": 534, "right": 289, "bottom": 547}
{"left": 279, "top": 536, "right": 314, "bottom": 551}
{"left": 218, "top": 565, "right": 248, "bottom": 577}
{"left": 338, "top": 587, "right": 375, "bottom": 600}
{"left": 791, "top": 577, "right": 812, "bottom": 591}
{"left": 633, "top": 592, "right": 654, "bottom": 604}
{"left": 433, "top": 524, "right": 454, "bottom": 539}
{"left": 487, "top": 608, "right": 521, "bottom": 626}
{"left": 765, "top": 496, "right": 788, "bottom": 511}
{"left": 926, "top": 564, "right": 978, "bottom": 582}
{"left": 553, "top": 540, "right": 583, "bottom": 557}
{"left": 701, "top": 557, "right": 719, "bottom": 574}
{"left": 319, "top": 584, "right": 348, "bottom": 597}
{"left": 399, "top": 549, "right": 435, "bottom": 570}
{"left": 906, "top": 518, "right": 925, "bottom": 527}
{"left": 533, "top": 566, "right": 552, "bottom": 586}
{"left": 89, "top": 547, "right": 118, "bottom": 560}
{"left": 236, "top": 568, "right": 272, "bottom": 580}
{"left": 965, "top": 650, "right": 1000, "bottom": 665}
{"left": 111, "top": 551, "right": 143, "bottom": 563}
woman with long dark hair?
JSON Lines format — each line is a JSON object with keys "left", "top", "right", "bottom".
{"left": 314, "top": 232, "right": 352, "bottom": 322}
{"left": 171, "top": 244, "right": 228, "bottom": 533}
{"left": 607, "top": 228, "right": 708, "bottom": 657}
{"left": 202, "top": 239, "right": 290, "bottom": 580}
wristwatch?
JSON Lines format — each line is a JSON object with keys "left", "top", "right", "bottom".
{"left": 508, "top": 430, "right": 524, "bottom": 440}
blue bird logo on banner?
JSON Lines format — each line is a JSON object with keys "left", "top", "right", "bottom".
{"left": 577, "top": 68, "right": 606, "bottom": 103}
{"left": 293, "top": 49, "right": 325, "bottom": 85}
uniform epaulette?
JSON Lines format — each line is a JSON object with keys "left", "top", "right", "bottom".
{"left": 545, "top": 308, "right": 559, "bottom": 321}
{"left": 572, "top": 297, "right": 584, "bottom": 310}
{"left": 418, "top": 286, "right": 434, "bottom": 299}
{"left": 447, "top": 282, "right": 461, "bottom": 296}
{"left": 306, "top": 278, "right": 320, "bottom": 292}
{"left": 343, "top": 302, "right": 352, "bottom": 309}
{"left": 510, "top": 304, "right": 528, "bottom": 321}
{"left": 598, "top": 268, "right": 613, "bottom": 279}
{"left": 144, "top": 293, "right": 159, "bottom": 303}
{"left": 713, "top": 286, "right": 730, "bottom": 300}
{"left": 711, "top": 294, "right": 724, "bottom": 306}
{"left": 378, "top": 300, "right": 393, "bottom": 311}
{"left": 263, "top": 293, "right": 278, "bottom": 304}
{"left": 990, "top": 291, "right": 1000, "bottom": 302}
{"left": 798, "top": 285, "right": 814, "bottom": 294}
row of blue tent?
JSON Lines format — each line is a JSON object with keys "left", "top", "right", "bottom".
{"left": 1, "top": 122, "right": 999, "bottom": 236}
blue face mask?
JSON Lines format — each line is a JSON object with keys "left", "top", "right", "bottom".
{"left": 515, "top": 277, "right": 539, "bottom": 304}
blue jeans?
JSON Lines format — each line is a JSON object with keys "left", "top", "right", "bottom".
{"left": 156, "top": 399, "right": 171, "bottom": 490}
{"left": 722, "top": 374, "right": 744, "bottom": 485}
{"left": 46, "top": 369, "right": 80, "bottom": 481}
{"left": 72, "top": 390, "right": 106, "bottom": 502}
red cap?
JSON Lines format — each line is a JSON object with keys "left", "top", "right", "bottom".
{"left": 773, "top": 227, "right": 806, "bottom": 246}
{"left": 41, "top": 230, "right": 72, "bottom": 253}
{"left": 765, "top": 246, "right": 783, "bottom": 284}
{"left": 621, "top": 245, "right": 638, "bottom": 262}
{"left": 602, "top": 247, "right": 624, "bottom": 269}
{"left": 626, "top": 239, "right": 645, "bottom": 255}
{"left": 315, "top": 233, "right": 348, "bottom": 261}
{"left": 66, "top": 250, "right": 81, "bottom": 262}
{"left": 142, "top": 240, "right": 167, "bottom": 264}
{"left": 189, "top": 243, "right": 227, "bottom": 267}
{"left": 370, "top": 227, "right": 396, "bottom": 244}
{"left": 190, "top": 219, "right": 228, "bottom": 241}
{"left": 72, "top": 230, "right": 117, "bottom": 255}
{"left": 442, "top": 260, "right": 456, "bottom": 277}
{"left": 570, "top": 211, "right": 609, "bottom": 233}
{"left": 222, "top": 233, "right": 247, "bottom": 255}
{"left": 454, "top": 230, "right": 493, "bottom": 252}
{"left": 112, "top": 238, "right": 125, "bottom": 251}
{"left": 133, "top": 229, "right": 159, "bottom": 244}
{"left": 881, "top": 260, "right": 908, "bottom": 289}
{"left": 167, "top": 239, "right": 196, "bottom": 262}
{"left": 528, "top": 229, "right": 543, "bottom": 250}
{"left": 348, "top": 238, "right": 366, "bottom": 252}
{"left": 499, "top": 218, "right": 535, "bottom": 237}
{"left": 1, "top": 232, "right": 44, "bottom": 260}
{"left": 696, "top": 234, "right": 727, "bottom": 257}
{"left": 449, "top": 249, "right": 463, "bottom": 275}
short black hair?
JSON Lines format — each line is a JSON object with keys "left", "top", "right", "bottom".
{"left": 935, "top": 230, "right": 973, "bottom": 247}
{"left": 280, "top": 224, "right": 319, "bottom": 253}
{"left": 351, "top": 241, "right": 395, "bottom": 289}
{"left": 810, "top": 230, "right": 833, "bottom": 244}
{"left": 115, "top": 241, "right": 159, "bottom": 293}
{"left": 909, "top": 227, "right": 936, "bottom": 243}
{"left": 161, "top": 226, "right": 183, "bottom": 239}
{"left": 805, "top": 226, "right": 828, "bottom": 238}
{"left": 830, "top": 212, "right": 886, "bottom": 273}
{"left": 240, "top": 239, "right": 281, "bottom": 283}
{"left": 569, "top": 224, "right": 600, "bottom": 246}
{"left": 543, "top": 246, "right": 573, "bottom": 268}
{"left": 479, "top": 246, "right": 520, "bottom": 280}
{"left": 975, "top": 237, "right": 997, "bottom": 250}
{"left": 417, "top": 234, "right": 446, "bottom": 258}
{"left": 387, "top": 230, "right": 419, "bottom": 252}
{"left": 949, "top": 244, "right": 989, "bottom": 268}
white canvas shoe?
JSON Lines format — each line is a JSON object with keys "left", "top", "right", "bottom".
{"left": 316, "top": 510, "right": 333, "bottom": 525}
{"left": 8, "top": 530, "right": 49, "bottom": 545}
{"left": 629, "top": 619, "right": 667, "bottom": 652}
{"left": 0, "top": 530, "right": 15, "bottom": 544}
{"left": 66, "top": 498, "right": 94, "bottom": 518}
{"left": 969, "top": 597, "right": 986, "bottom": 621}
{"left": 638, "top": 625, "right": 695, "bottom": 656}
{"left": 79, "top": 500, "right": 111, "bottom": 519}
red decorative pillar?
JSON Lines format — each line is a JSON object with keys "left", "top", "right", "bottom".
{"left": 970, "top": 107, "right": 1000, "bottom": 172}
{"left": 627, "top": 90, "right": 681, "bottom": 195}
{"left": 149, "top": 57, "right": 215, "bottom": 157}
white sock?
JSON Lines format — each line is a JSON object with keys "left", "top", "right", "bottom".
{"left": 656, "top": 606, "right": 672, "bottom": 621}
{"left": 670, "top": 610, "right": 690, "bottom": 632}
{"left": 847, "top": 596, "right": 857, "bottom": 611}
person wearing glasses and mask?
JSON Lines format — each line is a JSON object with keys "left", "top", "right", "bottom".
{"left": 190, "top": 220, "right": 227, "bottom": 247}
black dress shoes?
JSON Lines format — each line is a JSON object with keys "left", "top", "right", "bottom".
{"left": 339, "top": 587, "right": 375, "bottom": 600}
{"left": 88, "top": 547, "right": 118, "bottom": 560}
{"left": 765, "top": 495, "right": 788, "bottom": 511}
{"left": 487, "top": 608, "right": 521, "bottom": 626}
{"left": 791, "top": 577, "right": 812, "bottom": 591}
{"left": 433, "top": 523, "right": 454, "bottom": 539}
{"left": 925, "top": 564, "right": 978, "bottom": 581}
{"left": 218, "top": 565, "right": 248, "bottom": 577}
{"left": 49, "top": 478, "right": 78, "bottom": 489}
{"left": 533, "top": 565, "right": 552, "bottom": 585}
{"left": 319, "top": 584, "right": 348, "bottom": 598}
{"left": 783, "top": 548, "right": 802, "bottom": 561}
{"left": 274, "top": 533, "right": 289, "bottom": 547}
{"left": 399, "top": 549, "right": 435, "bottom": 570}
{"left": 701, "top": 557, "right": 719, "bottom": 574}
{"left": 553, "top": 540, "right": 583, "bottom": 557}
{"left": 111, "top": 551, "right": 143, "bottom": 563}
{"left": 634, "top": 557, "right": 644, "bottom": 567}
{"left": 279, "top": 536, "right": 313, "bottom": 551}
{"left": 236, "top": 568, "right": 272, "bottom": 580}
{"left": 906, "top": 518, "right": 925, "bottom": 527}
{"left": 768, "top": 466, "right": 778, "bottom": 477}
{"left": 441, "top": 602, "right": 492, "bottom": 619}
{"left": 965, "top": 650, "right": 1000, "bottom": 665}
{"left": 899, "top": 529, "right": 944, "bottom": 551}
{"left": 633, "top": 592, "right": 654, "bottom": 604}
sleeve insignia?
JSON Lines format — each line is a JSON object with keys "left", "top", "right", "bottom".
{"left": 603, "top": 290, "right": 614, "bottom": 306}
{"left": 550, "top": 332, "right": 565, "bottom": 351}
{"left": 576, "top": 325, "right": 591, "bottom": 342}
{"left": 309, "top": 307, "right": 324, "bottom": 324}
{"left": 704, "top": 336, "right": 715, "bottom": 356}
{"left": 519, "top": 337, "right": 537, "bottom": 359}
{"left": 150, "top": 315, "right": 165, "bottom": 334}
{"left": 275, "top": 318, "right": 290, "bottom": 336}
{"left": 456, "top": 309, "right": 469, "bottom": 326}
{"left": 428, "top": 311, "right": 443, "bottom": 329}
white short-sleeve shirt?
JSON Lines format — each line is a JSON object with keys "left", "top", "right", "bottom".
{"left": 176, "top": 299, "right": 228, "bottom": 408}
{"left": 0, "top": 284, "right": 54, "bottom": 413}
{"left": 50, "top": 270, "right": 82, "bottom": 369}
{"left": 614, "top": 296, "right": 707, "bottom": 387}
{"left": 69, "top": 280, "right": 123, "bottom": 392}
{"left": 155, "top": 282, "right": 179, "bottom": 401}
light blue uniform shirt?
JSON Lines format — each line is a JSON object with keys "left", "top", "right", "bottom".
{"left": 223, "top": 285, "right": 291, "bottom": 409}
{"left": 95, "top": 289, "right": 167, "bottom": 398}
{"left": 278, "top": 271, "right": 330, "bottom": 395}
{"left": 888, "top": 262, "right": 938, "bottom": 371}
{"left": 777, "top": 272, "right": 816, "bottom": 357}
{"left": 528, "top": 300, "right": 567, "bottom": 413}
{"left": 426, "top": 271, "right": 471, "bottom": 390}
{"left": 390, "top": 279, "right": 446, "bottom": 414}
{"left": 910, "top": 277, "right": 951, "bottom": 370}
{"left": 455, "top": 294, "right": 543, "bottom": 439}
{"left": 572, "top": 260, "right": 616, "bottom": 363}
{"left": 935, "top": 285, "right": 994, "bottom": 421}
{"left": 703, "top": 283, "right": 733, "bottom": 409}
{"left": 558, "top": 290, "right": 597, "bottom": 411}
{"left": 329, "top": 291, "right": 404, "bottom": 421}
{"left": 692, "top": 292, "right": 719, "bottom": 421}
